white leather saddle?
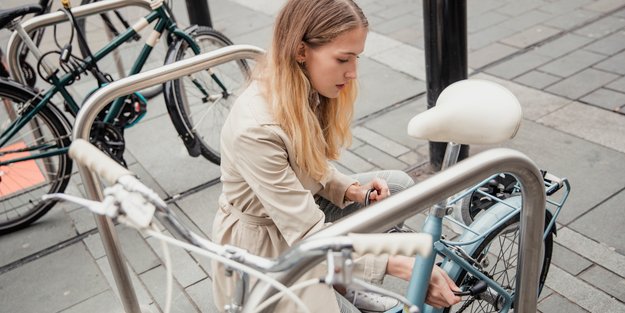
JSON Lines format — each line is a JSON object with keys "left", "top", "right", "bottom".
{"left": 407, "top": 79, "right": 522, "bottom": 145}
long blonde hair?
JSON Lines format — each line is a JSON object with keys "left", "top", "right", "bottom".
{"left": 258, "top": 0, "right": 368, "bottom": 180}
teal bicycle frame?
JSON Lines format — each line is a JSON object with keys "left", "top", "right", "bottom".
{"left": 389, "top": 174, "right": 570, "bottom": 313}
{"left": 0, "top": 3, "right": 208, "bottom": 167}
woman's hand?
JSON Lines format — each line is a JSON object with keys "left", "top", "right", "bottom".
{"left": 345, "top": 178, "right": 390, "bottom": 204}
{"left": 426, "top": 265, "right": 462, "bottom": 308}
{"left": 387, "top": 256, "right": 461, "bottom": 308}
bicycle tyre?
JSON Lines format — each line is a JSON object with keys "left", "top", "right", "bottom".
{"left": 166, "top": 26, "right": 251, "bottom": 164}
{"left": 76, "top": 0, "right": 167, "bottom": 100}
{"left": 458, "top": 174, "right": 519, "bottom": 226}
{"left": 0, "top": 79, "right": 73, "bottom": 234}
{"left": 443, "top": 212, "right": 553, "bottom": 313}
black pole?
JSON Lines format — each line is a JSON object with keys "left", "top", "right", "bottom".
{"left": 185, "top": 0, "right": 213, "bottom": 28}
{"left": 422, "top": 0, "right": 469, "bottom": 171}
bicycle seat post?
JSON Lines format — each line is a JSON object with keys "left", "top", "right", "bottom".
{"left": 10, "top": 21, "right": 55, "bottom": 77}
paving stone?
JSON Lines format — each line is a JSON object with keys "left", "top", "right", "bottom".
{"left": 538, "top": 292, "right": 590, "bottom": 313}
{"left": 373, "top": 14, "right": 420, "bottom": 35}
{"left": 539, "top": 0, "right": 594, "bottom": 15}
{"left": 352, "top": 126, "right": 411, "bottom": 157}
{"left": 546, "top": 68, "right": 618, "bottom": 99}
{"left": 581, "top": 88, "right": 625, "bottom": 111}
{"left": 59, "top": 290, "right": 124, "bottom": 313}
{"left": 360, "top": 97, "right": 427, "bottom": 148}
{"left": 69, "top": 208, "right": 98, "bottom": 235}
{"left": 387, "top": 27, "right": 424, "bottom": 48}
{"left": 570, "top": 189, "right": 625, "bottom": 255}
{"left": 469, "top": 42, "right": 518, "bottom": 68}
{"left": 556, "top": 227, "right": 625, "bottom": 278}
{"left": 336, "top": 149, "right": 376, "bottom": 173}
{"left": 537, "top": 101, "right": 625, "bottom": 153}
{"left": 467, "top": 0, "right": 507, "bottom": 18}
{"left": 332, "top": 161, "right": 355, "bottom": 175}
{"left": 467, "top": 10, "right": 509, "bottom": 34}
{"left": 546, "top": 266, "right": 625, "bottom": 313}
{"left": 0, "top": 207, "right": 74, "bottom": 267}
{"left": 231, "top": 25, "right": 273, "bottom": 51}
{"left": 0, "top": 243, "right": 108, "bottom": 313}
{"left": 186, "top": 278, "right": 219, "bottom": 313}
{"left": 474, "top": 73, "right": 572, "bottom": 121}
{"left": 375, "top": 4, "right": 416, "bottom": 19}
{"left": 398, "top": 151, "right": 428, "bottom": 167}
{"left": 583, "top": 0, "right": 625, "bottom": 13}
{"left": 534, "top": 33, "right": 595, "bottom": 58}
{"left": 574, "top": 16, "right": 625, "bottom": 39}
{"left": 367, "top": 43, "right": 426, "bottom": 81}
{"left": 363, "top": 31, "right": 403, "bottom": 57}
{"left": 469, "top": 25, "right": 518, "bottom": 51}
{"left": 140, "top": 265, "right": 200, "bottom": 313}
{"left": 124, "top": 114, "right": 222, "bottom": 195}
{"left": 606, "top": 76, "right": 625, "bottom": 92}
{"left": 496, "top": 0, "right": 545, "bottom": 17}
{"left": 514, "top": 70, "right": 562, "bottom": 89}
{"left": 501, "top": 25, "right": 561, "bottom": 48}
{"left": 539, "top": 50, "right": 607, "bottom": 77}
{"left": 584, "top": 30, "right": 625, "bottom": 55}
{"left": 498, "top": 9, "right": 554, "bottom": 31}
{"left": 594, "top": 50, "right": 625, "bottom": 75}
{"left": 545, "top": 8, "right": 602, "bottom": 30}
{"left": 175, "top": 183, "right": 222, "bottom": 238}
{"left": 116, "top": 226, "right": 161, "bottom": 274}
{"left": 228, "top": 0, "right": 283, "bottom": 16}
{"left": 352, "top": 144, "right": 408, "bottom": 170}
{"left": 552, "top": 243, "right": 593, "bottom": 275}
{"left": 503, "top": 119, "right": 625, "bottom": 224}
{"left": 485, "top": 51, "right": 551, "bottom": 79}
{"left": 84, "top": 233, "right": 106, "bottom": 260}
{"left": 146, "top": 232, "right": 208, "bottom": 288}
{"left": 579, "top": 265, "right": 625, "bottom": 303}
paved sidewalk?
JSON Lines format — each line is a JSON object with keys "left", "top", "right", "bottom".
{"left": 1, "top": 0, "right": 625, "bottom": 312}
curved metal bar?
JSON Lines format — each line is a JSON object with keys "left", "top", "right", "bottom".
{"left": 6, "top": 0, "right": 154, "bottom": 84}
{"left": 244, "top": 148, "right": 546, "bottom": 313}
{"left": 70, "top": 44, "right": 264, "bottom": 313}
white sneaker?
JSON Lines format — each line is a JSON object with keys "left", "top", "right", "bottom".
{"left": 343, "top": 289, "right": 400, "bottom": 313}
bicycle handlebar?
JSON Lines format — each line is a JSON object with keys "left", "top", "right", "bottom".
{"left": 69, "top": 139, "right": 134, "bottom": 185}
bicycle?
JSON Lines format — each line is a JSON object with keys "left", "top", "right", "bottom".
{"left": 51, "top": 78, "right": 568, "bottom": 313}
{"left": 1, "top": 0, "right": 172, "bottom": 100}
{"left": 0, "top": 0, "right": 252, "bottom": 234}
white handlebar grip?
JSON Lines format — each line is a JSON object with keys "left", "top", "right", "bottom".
{"left": 348, "top": 233, "right": 433, "bottom": 257}
{"left": 69, "top": 139, "right": 134, "bottom": 185}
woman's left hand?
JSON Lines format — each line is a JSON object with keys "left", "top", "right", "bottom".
{"left": 346, "top": 178, "right": 390, "bottom": 204}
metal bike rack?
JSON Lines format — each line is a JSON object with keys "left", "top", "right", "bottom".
{"left": 70, "top": 42, "right": 545, "bottom": 312}
{"left": 6, "top": 0, "right": 155, "bottom": 84}
{"left": 72, "top": 44, "right": 264, "bottom": 313}
{"left": 246, "top": 148, "right": 546, "bottom": 313}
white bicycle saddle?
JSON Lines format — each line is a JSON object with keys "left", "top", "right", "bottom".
{"left": 407, "top": 79, "right": 522, "bottom": 145}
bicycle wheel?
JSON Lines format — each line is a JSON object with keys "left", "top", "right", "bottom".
{"left": 166, "top": 26, "right": 251, "bottom": 164}
{"left": 0, "top": 80, "right": 73, "bottom": 234}
{"left": 443, "top": 212, "right": 553, "bottom": 313}
{"left": 76, "top": 0, "right": 171, "bottom": 99}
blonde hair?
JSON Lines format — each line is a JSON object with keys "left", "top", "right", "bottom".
{"left": 258, "top": 0, "right": 368, "bottom": 180}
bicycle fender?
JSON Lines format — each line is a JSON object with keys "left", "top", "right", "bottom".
{"left": 163, "top": 26, "right": 202, "bottom": 157}
{"left": 441, "top": 196, "right": 521, "bottom": 282}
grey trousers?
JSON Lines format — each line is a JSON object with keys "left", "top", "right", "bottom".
{"left": 318, "top": 169, "right": 415, "bottom": 223}
{"left": 317, "top": 170, "right": 414, "bottom": 313}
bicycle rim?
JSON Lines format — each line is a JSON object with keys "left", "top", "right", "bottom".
{"left": 172, "top": 26, "right": 251, "bottom": 164}
{"left": 0, "top": 85, "right": 73, "bottom": 234}
{"left": 444, "top": 214, "right": 553, "bottom": 313}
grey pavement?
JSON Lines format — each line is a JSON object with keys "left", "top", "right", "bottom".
{"left": 1, "top": 0, "right": 625, "bottom": 312}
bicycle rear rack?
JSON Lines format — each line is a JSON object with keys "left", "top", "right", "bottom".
{"left": 73, "top": 45, "right": 547, "bottom": 313}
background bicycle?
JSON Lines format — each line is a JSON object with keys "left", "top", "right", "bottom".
{"left": 0, "top": 0, "right": 252, "bottom": 234}
{"left": 0, "top": 0, "right": 623, "bottom": 312}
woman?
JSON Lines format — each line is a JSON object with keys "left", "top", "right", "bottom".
{"left": 212, "top": 0, "right": 461, "bottom": 311}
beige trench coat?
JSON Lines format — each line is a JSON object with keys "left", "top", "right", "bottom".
{"left": 211, "top": 82, "right": 389, "bottom": 312}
